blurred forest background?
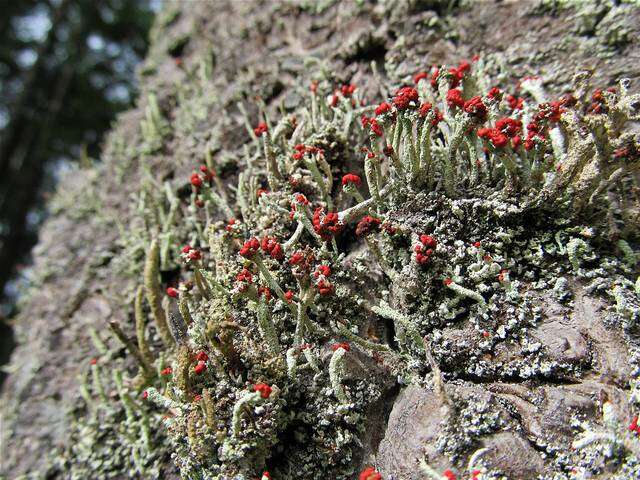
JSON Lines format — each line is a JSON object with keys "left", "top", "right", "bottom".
{"left": 0, "top": 0, "right": 157, "bottom": 381}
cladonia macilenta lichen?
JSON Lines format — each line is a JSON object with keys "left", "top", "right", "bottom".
{"left": 66, "top": 50, "right": 640, "bottom": 480}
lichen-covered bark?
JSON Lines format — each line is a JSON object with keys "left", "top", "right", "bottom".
{"left": 2, "top": 1, "right": 640, "bottom": 478}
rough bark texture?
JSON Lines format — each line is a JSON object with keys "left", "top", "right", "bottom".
{"left": 2, "top": 1, "right": 639, "bottom": 478}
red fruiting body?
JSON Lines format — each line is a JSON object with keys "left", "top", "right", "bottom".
{"left": 289, "top": 249, "right": 315, "bottom": 273}
{"left": 331, "top": 342, "right": 350, "bottom": 352}
{"left": 393, "top": 86, "right": 419, "bottom": 110}
{"left": 369, "top": 118, "right": 384, "bottom": 136}
{"left": 330, "top": 93, "right": 339, "bottom": 107}
{"left": 284, "top": 290, "right": 294, "bottom": 303}
{"left": 444, "top": 278, "right": 453, "bottom": 286}
{"left": 166, "top": 287, "right": 179, "bottom": 298}
{"left": 187, "top": 249, "right": 202, "bottom": 261}
{"left": 253, "top": 122, "right": 268, "bottom": 137}
{"left": 253, "top": 383, "right": 272, "bottom": 399}
{"left": 256, "top": 188, "right": 268, "bottom": 198}
{"left": 261, "top": 236, "right": 284, "bottom": 261}
{"left": 341, "top": 83, "right": 356, "bottom": 97}
{"left": 161, "top": 367, "right": 173, "bottom": 376}
{"left": 375, "top": 102, "right": 392, "bottom": 116}
{"left": 356, "top": 215, "right": 382, "bottom": 236}
{"left": 418, "top": 102, "right": 432, "bottom": 118}
{"left": 420, "top": 235, "right": 437, "bottom": 248}
{"left": 194, "top": 394, "right": 202, "bottom": 402}
{"left": 239, "top": 238, "right": 260, "bottom": 258}
{"left": 182, "top": 245, "right": 192, "bottom": 254}
{"left": 90, "top": 358, "right": 98, "bottom": 365}
{"left": 314, "top": 264, "right": 331, "bottom": 277}
{"left": 359, "top": 466, "right": 382, "bottom": 480}
{"left": 194, "top": 361, "right": 206, "bottom": 375}
{"left": 312, "top": 207, "right": 342, "bottom": 240}
{"left": 258, "top": 286, "right": 272, "bottom": 301}
{"left": 495, "top": 117, "right": 522, "bottom": 137}
{"left": 225, "top": 218, "right": 236, "bottom": 232}
{"left": 463, "top": 96, "right": 487, "bottom": 121}
{"left": 473, "top": 241, "right": 481, "bottom": 248}
{"left": 342, "top": 173, "right": 362, "bottom": 187}
{"left": 506, "top": 94, "right": 524, "bottom": 111}
{"left": 196, "top": 351, "right": 209, "bottom": 362}
{"left": 360, "top": 114, "right": 371, "bottom": 128}
{"left": 262, "top": 472, "right": 271, "bottom": 480}
{"left": 629, "top": 415, "right": 640, "bottom": 435}
{"left": 194, "top": 198, "right": 205, "bottom": 208}
{"left": 236, "top": 268, "right": 253, "bottom": 283}
{"left": 294, "top": 193, "right": 309, "bottom": 205}
{"left": 316, "top": 279, "right": 333, "bottom": 295}
{"left": 446, "top": 88, "right": 465, "bottom": 109}
{"left": 190, "top": 173, "right": 203, "bottom": 189}
{"left": 443, "top": 469, "right": 457, "bottom": 480}
{"left": 487, "top": 86, "right": 501, "bottom": 99}
{"left": 413, "top": 71, "right": 428, "bottom": 84}
{"left": 142, "top": 390, "right": 148, "bottom": 399}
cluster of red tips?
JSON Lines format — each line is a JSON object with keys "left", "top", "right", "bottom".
{"left": 447, "top": 60, "right": 471, "bottom": 88}
{"left": 253, "top": 383, "right": 272, "bottom": 399}
{"left": 392, "top": 86, "right": 419, "bottom": 110}
{"left": 443, "top": 469, "right": 457, "bottom": 480}
{"left": 443, "top": 278, "right": 453, "bottom": 286}
{"left": 289, "top": 249, "right": 315, "bottom": 274}
{"left": 294, "top": 193, "right": 309, "bottom": 205}
{"left": 506, "top": 94, "right": 524, "bottom": 111}
{"left": 463, "top": 96, "right": 487, "bottom": 121}
{"left": 314, "top": 264, "right": 333, "bottom": 295}
{"left": 190, "top": 165, "right": 214, "bottom": 193}
{"left": 262, "top": 472, "right": 271, "bottom": 480}
{"left": 166, "top": 287, "right": 179, "bottom": 298}
{"left": 194, "top": 361, "right": 207, "bottom": 375}
{"left": 629, "top": 415, "right": 640, "bottom": 436}
{"left": 418, "top": 102, "right": 444, "bottom": 126}
{"left": 256, "top": 188, "right": 268, "bottom": 198}
{"left": 413, "top": 71, "right": 428, "bottom": 84}
{"left": 190, "top": 173, "right": 203, "bottom": 189}
{"left": 359, "top": 466, "right": 382, "bottom": 480}
{"left": 415, "top": 234, "right": 437, "bottom": 265}
{"left": 471, "top": 469, "right": 481, "bottom": 480}
{"left": 374, "top": 101, "right": 392, "bottom": 116}
{"left": 487, "top": 86, "right": 501, "bottom": 99}
{"left": 472, "top": 241, "right": 481, "bottom": 248}
{"left": 356, "top": 215, "right": 381, "bottom": 237}
{"left": 342, "top": 173, "right": 362, "bottom": 187}
{"left": 261, "top": 236, "right": 284, "bottom": 261}
{"left": 253, "top": 122, "right": 268, "bottom": 137}
{"left": 161, "top": 367, "right": 173, "bottom": 376}
{"left": 446, "top": 88, "right": 465, "bottom": 109}
{"left": 284, "top": 290, "right": 294, "bottom": 303}
{"left": 331, "top": 342, "right": 350, "bottom": 352}
{"left": 292, "top": 143, "right": 325, "bottom": 161}
{"left": 258, "top": 286, "right": 272, "bottom": 301}
{"left": 142, "top": 390, "right": 148, "bottom": 399}
{"left": 361, "top": 115, "right": 384, "bottom": 136}
{"left": 523, "top": 121, "right": 546, "bottom": 151}
{"left": 341, "top": 83, "right": 356, "bottom": 97}
{"left": 181, "top": 245, "right": 202, "bottom": 262}
{"left": 314, "top": 265, "right": 331, "bottom": 277}
{"left": 196, "top": 351, "right": 209, "bottom": 362}
{"left": 89, "top": 358, "right": 98, "bottom": 365}
{"left": 478, "top": 117, "right": 522, "bottom": 149}
{"left": 225, "top": 218, "right": 237, "bottom": 233}
{"left": 239, "top": 238, "right": 260, "bottom": 258}
{"left": 312, "top": 207, "right": 342, "bottom": 240}
{"left": 236, "top": 268, "right": 253, "bottom": 284}
{"left": 587, "top": 88, "right": 614, "bottom": 114}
